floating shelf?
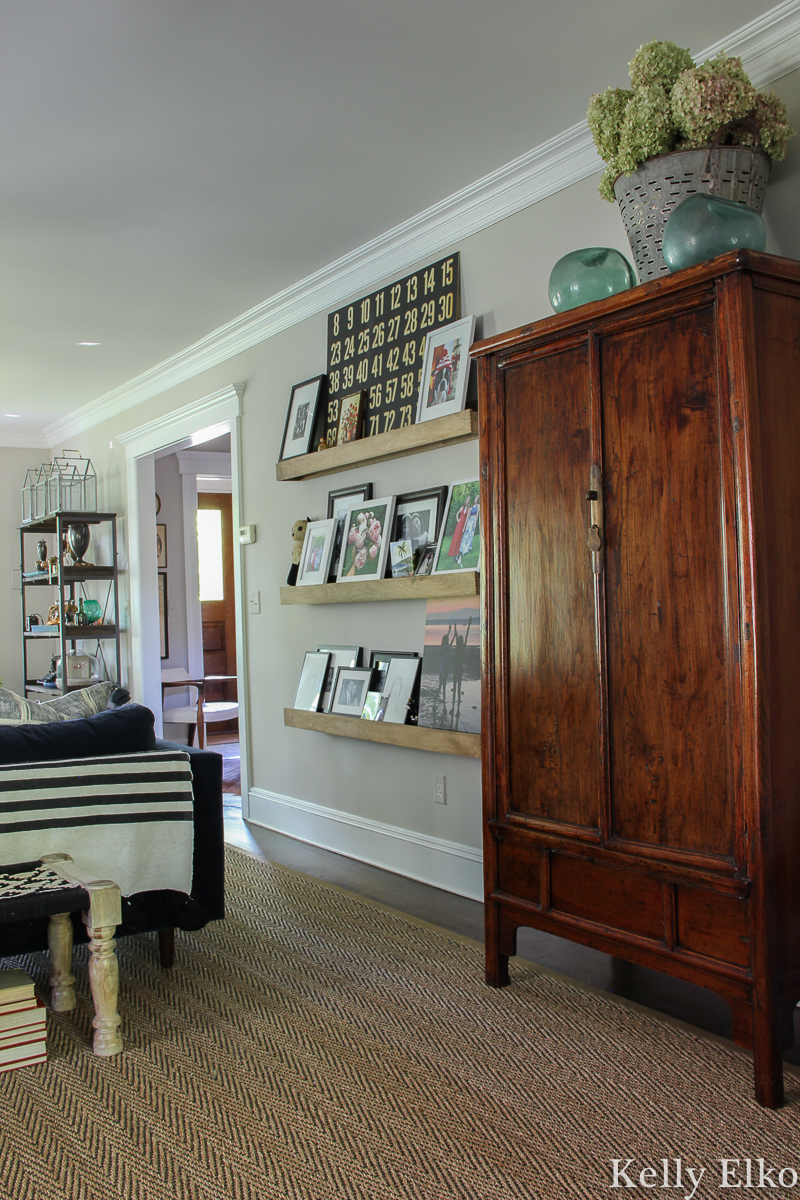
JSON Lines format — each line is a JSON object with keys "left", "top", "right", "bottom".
{"left": 284, "top": 708, "right": 481, "bottom": 758}
{"left": 276, "top": 409, "right": 478, "bottom": 482}
{"left": 281, "top": 571, "right": 479, "bottom": 605}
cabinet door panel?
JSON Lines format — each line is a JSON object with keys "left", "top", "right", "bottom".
{"left": 602, "top": 309, "right": 736, "bottom": 858}
{"left": 504, "top": 346, "right": 600, "bottom": 829}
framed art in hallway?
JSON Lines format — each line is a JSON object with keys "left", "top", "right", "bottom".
{"left": 297, "top": 519, "right": 336, "bottom": 586}
{"left": 335, "top": 390, "right": 365, "bottom": 445}
{"left": 158, "top": 571, "right": 168, "bottom": 659}
{"left": 327, "top": 482, "right": 373, "bottom": 580}
{"left": 392, "top": 486, "right": 448, "bottom": 549}
{"left": 329, "top": 667, "right": 373, "bottom": 717}
{"left": 432, "top": 479, "right": 480, "bottom": 574}
{"left": 293, "top": 650, "right": 331, "bottom": 712}
{"left": 156, "top": 524, "right": 167, "bottom": 569}
{"left": 279, "top": 375, "right": 325, "bottom": 460}
{"left": 316, "top": 645, "right": 362, "bottom": 713}
{"left": 416, "top": 315, "right": 475, "bottom": 423}
{"left": 336, "top": 496, "right": 396, "bottom": 582}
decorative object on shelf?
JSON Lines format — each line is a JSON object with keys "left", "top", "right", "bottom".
{"left": 661, "top": 193, "right": 767, "bottom": 272}
{"left": 37, "top": 655, "right": 59, "bottom": 688}
{"left": 416, "top": 315, "right": 476, "bottom": 424}
{"left": 22, "top": 467, "right": 47, "bottom": 524}
{"left": 328, "top": 666, "right": 373, "bottom": 716}
{"left": 156, "top": 523, "right": 167, "bottom": 569}
{"left": 46, "top": 451, "right": 97, "bottom": 515}
{"left": 389, "top": 540, "right": 415, "bottom": 578}
{"left": 587, "top": 41, "right": 793, "bottom": 279}
{"left": 47, "top": 600, "right": 78, "bottom": 625}
{"left": 418, "top": 597, "right": 481, "bottom": 734}
{"left": 336, "top": 391, "right": 365, "bottom": 445}
{"left": 36, "top": 539, "right": 48, "bottom": 570}
{"left": 297, "top": 519, "right": 337, "bottom": 586}
{"left": 327, "top": 483, "right": 373, "bottom": 580}
{"left": 66, "top": 522, "right": 90, "bottom": 565}
{"left": 293, "top": 651, "right": 332, "bottom": 712}
{"left": 433, "top": 480, "right": 481, "bottom": 574}
{"left": 287, "top": 518, "right": 309, "bottom": 586}
{"left": 548, "top": 247, "right": 635, "bottom": 313}
{"left": 315, "top": 645, "right": 362, "bottom": 713}
{"left": 414, "top": 544, "right": 436, "bottom": 576}
{"left": 336, "top": 496, "right": 396, "bottom": 582}
{"left": 75, "top": 599, "right": 89, "bottom": 627}
{"left": 279, "top": 376, "right": 325, "bottom": 461}
{"left": 317, "top": 438, "right": 328, "bottom": 452}
{"left": 393, "top": 486, "right": 448, "bottom": 548}
{"left": 379, "top": 657, "right": 421, "bottom": 724}
{"left": 24, "top": 613, "right": 43, "bottom": 631}
{"left": 324, "top": 254, "right": 460, "bottom": 445}
{"left": 55, "top": 651, "right": 100, "bottom": 686}
{"left": 81, "top": 599, "right": 103, "bottom": 625}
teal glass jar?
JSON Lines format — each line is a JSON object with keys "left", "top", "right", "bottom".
{"left": 548, "top": 247, "right": 636, "bottom": 314}
{"left": 662, "top": 194, "right": 766, "bottom": 273}
{"left": 81, "top": 599, "right": 103, "bottom": 625}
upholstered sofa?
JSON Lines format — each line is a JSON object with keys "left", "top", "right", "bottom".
{"left": 0, "top": 697, "right": 225, "bottom": 966}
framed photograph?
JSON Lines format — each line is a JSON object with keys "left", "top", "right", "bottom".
{"left": 433, "top": 479, "right": 481, "bottom": 574}
{"left": 293, "top": 650, "right": 331, "bottom": 712}
{"left": 416, "top": 315, "right": 476, "bottom": 423}
{"left": 329, "top": 666, "right": 374, "bottom": 717}
{"left": 414, "top": 543, "right": 436, "bottom": 576}
{"left": 297, "top": 519, "right": 336, "bottom": 586}
{"left": 336, "top": 390, "right": 365, "bottom": 445}
{"left": 360, "top": 692, "right": 385, "bottom": 721}
{"left": 156, "top": 524, "right": 167, "bottom": 569}
{"left": 380, "top": 657, "right": 422, "bottom": 724}
{"left": 389, "top": 539, "right": 415, "bottom": 578}
{"left": 316, "top": 645, "right": 362, "bottom": 713}
{"left": 279, "top": 375, "right": 325, "bottom": 461}
{"left": 368, "top": 650, "right": 419, "bottom": 695}
{"left": 393, "top": 486, "right": 448, "bottom": 549}
{"left": 417, "top": 596, "right": 481, "bottom": 734}
{"left": 158, "top": 571, "right": 168, "bottom": 659}
{"left": 336, "top": 495, "right": 396, "bottom": 583}
{"left": 327, "top": 482, "right": 373, "bottom": 579}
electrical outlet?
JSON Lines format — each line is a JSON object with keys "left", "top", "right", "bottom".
{"left": 434, "top": 774, "right": 446, "bottom": 805}
{"left": 248, "top": 589, "right": 261, "bottom": 614}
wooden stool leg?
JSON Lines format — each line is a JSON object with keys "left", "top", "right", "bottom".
{"left": 158, "top": 927, "right": 175, "bottom": 969}
{"left": 83, "top": 880, "right": 123, "bottom": 1057}
{"left": 47, "top": 912, "right": 77, "bottom": 1012}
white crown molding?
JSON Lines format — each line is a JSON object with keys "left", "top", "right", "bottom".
{"left": 114, "top": 384, "right": 242, "bottom": 459}
{"left": 0, "top": 430, "right": 52, "bottom": 451}
{"left": 249, "top": 786, "right": 483, "bottom": 901}
{"left": 43, "top": 2, "right": 800, "bottom": 445}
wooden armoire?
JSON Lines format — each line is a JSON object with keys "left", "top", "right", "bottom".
{"left": 472, "top": 250, "right": 800, "bottom": 1108}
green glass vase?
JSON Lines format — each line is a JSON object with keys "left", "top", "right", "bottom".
{"left": 548, "top": 247, "right": 636, "bottom": 314}
{"left": 662, "top": 194, "right": 766, "bottom": 273}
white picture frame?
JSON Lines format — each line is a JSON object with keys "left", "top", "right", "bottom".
{"left": 279, "top": 375, "right": 325, "bottom": 460}
{"left": 329, "top": 666, "right": 373, "bottom": 716}
{"left": 415, "top": 315, "right": 476, "bottom": 424}
{"left": 380, "top": 656, "right": 422, "bottom": 724}
{"left": 432, "top": 478, "right": 481, "bottom": 574}
{"left": 297, "top": 518, "right": 336, "bottom": 586}
{"left": 335, "top": 495, "right": 396, "bottom": 583}
{"left": 293, "top": 650, "right": 331, "bottom": 712}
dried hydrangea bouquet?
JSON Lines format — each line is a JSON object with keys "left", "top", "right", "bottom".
{"left": 587, "top": 41, "right": 794, "bottom": 278}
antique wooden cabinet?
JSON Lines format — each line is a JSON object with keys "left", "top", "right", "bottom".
{"left": 472, "top": 251, "right": 800, "bottom": 1108}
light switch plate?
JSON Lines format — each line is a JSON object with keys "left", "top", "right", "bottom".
{"left": 248, "top": 589, "right": 261, "bottom": 614}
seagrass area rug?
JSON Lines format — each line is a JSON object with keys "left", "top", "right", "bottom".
{"left": 2, "top": 847, "right": 799, "bottom": 1200}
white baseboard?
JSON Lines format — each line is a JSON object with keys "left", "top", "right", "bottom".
{"left": 248, "top": 787, "right": 483, "bottom": 902}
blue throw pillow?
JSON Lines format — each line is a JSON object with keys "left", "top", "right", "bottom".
{"left": 0, "top": 703, "right": 156, "bottom": 766}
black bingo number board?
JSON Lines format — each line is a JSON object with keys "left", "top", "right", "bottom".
{"left": 324, "top": 253, "right": 460, "bottom": 444}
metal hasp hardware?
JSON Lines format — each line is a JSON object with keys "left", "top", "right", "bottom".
{"left": 585, "top": 464, "right": 604, "bottom": 574}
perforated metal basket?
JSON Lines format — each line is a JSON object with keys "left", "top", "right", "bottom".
{"left": 614, "top": 143, "right": 769, "bottom": 281}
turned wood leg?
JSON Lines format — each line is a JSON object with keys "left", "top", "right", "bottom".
{"left": 484, "top": 903, "right": 511, "bottom": 988}
{"left": 47, "top": 912, "right": 77, "bottom": 1012}
{"left": 82, "top": 879, "right": 123, "bottom": 1058}
{"left": 158, "top": 927, "right": 175, "bottom": 969}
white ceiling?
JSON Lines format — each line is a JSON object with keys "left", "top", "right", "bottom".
{"left": 0, "top": 0, "right": 781, "bottom": 440}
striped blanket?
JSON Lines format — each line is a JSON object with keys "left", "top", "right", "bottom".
{"left": 0, "top": 751, "right": 194, "bottom": 898}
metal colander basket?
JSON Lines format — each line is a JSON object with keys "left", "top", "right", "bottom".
{"left": 614, "top": 142, "right": 769, "bottom": 281}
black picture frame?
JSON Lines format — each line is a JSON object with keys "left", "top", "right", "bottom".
{"left": 158, "top": 571, "right": 169, "bottom": 660}
{"left": 279, "top": 375, "right": 325, "bottom": 461}
{"left": 329, "top": 666, "right": 374, "bottom": 717}
{"left": 326, "top": 482, "right": 374, "bottom": 580}
{"left": 368, "top": 649, "right": 419, "bottom": 694}
{"left": 393, "top": 486, "right": 449, "bottom": 547}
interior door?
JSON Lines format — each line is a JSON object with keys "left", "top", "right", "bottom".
{"left": 197, "top": 492, "right": 237, "bottom": 726}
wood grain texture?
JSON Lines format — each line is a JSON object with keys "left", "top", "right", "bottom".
{"left": 280, "top": 572, "right": 479, "bottom": 605}
{"left": 276, "top": 409, "right": 478, "bottom": 481}
{"left": 476, "top": 252, "right": 800, "bottom": 1109}
{"left": 283, "top": 707, "right": 480, "bottom": 757}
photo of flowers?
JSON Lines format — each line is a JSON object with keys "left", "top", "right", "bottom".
{"left": 336, "top": 495, "right": 396, "bottom": 582}
{"left": 433, "top": 479, "right": 480, "bottom": 574}
{"left": 336, "top": 390, "right": 365, "bottom": 444}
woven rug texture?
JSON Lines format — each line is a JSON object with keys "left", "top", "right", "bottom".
{"left": 1, "top": 846, "right": 799, "bottom": 1200}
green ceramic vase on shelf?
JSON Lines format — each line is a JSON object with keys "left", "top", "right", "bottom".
{"left": 662, "top": 194, "right": 766, "bottom": 273}
{"left": 548, "top": 247, "right": 635, "bottom": 314}
{"left": 81, "top": 599, "right": 103, "bottom": 625}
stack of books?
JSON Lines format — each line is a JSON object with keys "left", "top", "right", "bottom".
{"left": 0, "top": 969, "right": 46, "bottom": 1073}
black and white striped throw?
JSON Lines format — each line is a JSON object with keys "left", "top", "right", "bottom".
{"left": 0, "top": 751, "right": 194, "bottom": 897}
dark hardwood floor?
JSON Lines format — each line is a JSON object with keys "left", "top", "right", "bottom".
{"left": 223, "top": 806, "right": 799, "bottom": 1065}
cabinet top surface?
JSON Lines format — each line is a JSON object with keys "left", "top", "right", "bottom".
{"left": 470, "top": 250, "right": 800, "bottom": 360}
